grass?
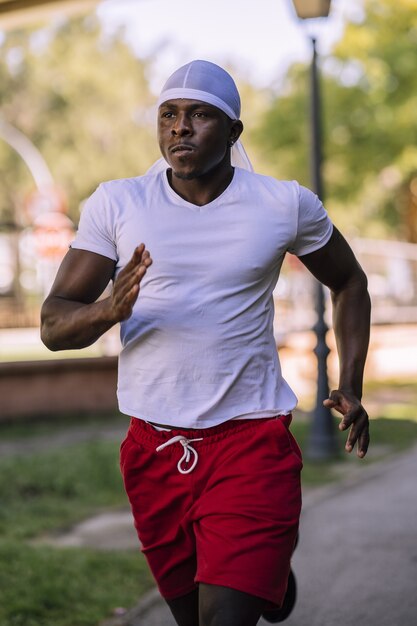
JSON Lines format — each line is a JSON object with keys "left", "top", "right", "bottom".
{"left": 0, "top": 411, "right": 127, "bottom": 440}
{"left": 0, "top": 435, "right": 153, "bottom": 626}
{"left": 292, "top": 415, "right": 417, "bottom": 486}
{"left": 0, "top": 544, "right": 151, "bottom": 626}
{"left": 291, "top": 378, "right": 417, "bottom": 485}
{"left": 0, "top": 439, "right": 128, "bottom": 540}
{"left": 1, "top": 381, "right": 417, "bottom": 625}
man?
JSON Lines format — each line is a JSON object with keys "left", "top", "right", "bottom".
{"left": 41, "top": 60, "right": 371, "bottom": 626}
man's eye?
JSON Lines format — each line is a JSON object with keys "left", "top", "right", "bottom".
{"left": 193, "top": 111, "right": 207, "bottom": 118}
{"left": 161, "top": 111, "right": 174, "bottom": 118}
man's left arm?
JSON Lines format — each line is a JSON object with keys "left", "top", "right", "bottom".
{"left": 298, "top": 226, "right": 371, "bottom": 458}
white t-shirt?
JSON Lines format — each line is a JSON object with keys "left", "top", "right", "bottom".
{"left": 72, "top": 167, "right": 333, "bottom": 427}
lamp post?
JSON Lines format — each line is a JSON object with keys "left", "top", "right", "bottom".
{"left": 291, "top": 0, "right": 338, "bottom": 459}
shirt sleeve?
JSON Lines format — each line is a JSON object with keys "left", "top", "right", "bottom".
{"left": 288, "top": 183, "right": 333, "bottom": 257}
{"left": 70, "top": 184, "right": 118, "bottom": 262}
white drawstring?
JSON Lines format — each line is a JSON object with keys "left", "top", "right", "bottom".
{"left": 156, "top": 435, "right": 203, "bottom": 474}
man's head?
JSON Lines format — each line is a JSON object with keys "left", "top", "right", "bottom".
{"left": 158, "top": 59, "right": 241, "bottom": 120}
{"left": 157, "top": 60, "right": 244, "bottom": 180}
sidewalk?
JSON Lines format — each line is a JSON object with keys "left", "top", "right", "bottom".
{"left": 101, "top": 443, "right": 417, "bottom": 626}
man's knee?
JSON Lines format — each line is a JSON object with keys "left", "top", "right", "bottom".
{"left": 199, "top": 583, "right": 264, "bottom": 626}
{"left": 166, "top": 588, "right": 199, "bottom": 626}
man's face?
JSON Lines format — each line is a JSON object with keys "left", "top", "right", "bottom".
{"left": 157, "top": 99, "right": 236, "bottom": 180}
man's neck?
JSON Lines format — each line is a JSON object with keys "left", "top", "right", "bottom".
{"left": 167, "top": 165, "right": 235, "bottom": 207}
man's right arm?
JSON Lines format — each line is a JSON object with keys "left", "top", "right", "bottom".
{"left": 41, "top": 244, "right": 152, "bottom": 351}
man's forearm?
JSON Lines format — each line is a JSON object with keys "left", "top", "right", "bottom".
{"left": 331, "top": 270, "right": 371, "bottom": 399}
{"left": 41, "top": 296, "right": 117, "bottom": 351}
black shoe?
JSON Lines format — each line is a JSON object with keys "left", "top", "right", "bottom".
{"left": 262, "top": 569, "right": 297, "bottom": 623}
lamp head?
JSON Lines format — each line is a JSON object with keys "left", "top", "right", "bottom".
{"left": 291, "top": 0, "right": 331, "bottom": 19}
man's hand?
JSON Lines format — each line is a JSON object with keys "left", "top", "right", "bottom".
{"left": 323, "top": 390, "right": 370, "bottom": 459}
{"left": 108, "top": 244, "right": 152, "bottom": 323}
{"left": 41, "top": 245, "right": 152, "bottom": 351}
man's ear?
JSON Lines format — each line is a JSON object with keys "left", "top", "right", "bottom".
{"left": 229, "top": 119, "right": 244, "bottom": 145}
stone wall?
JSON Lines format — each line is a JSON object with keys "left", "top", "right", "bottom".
{"left": 0, "top": 356, "right": 118, "bottom": 421}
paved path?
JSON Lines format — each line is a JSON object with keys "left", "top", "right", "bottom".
{"left": 106, "top": 444, "right": 417, "bottom": 626}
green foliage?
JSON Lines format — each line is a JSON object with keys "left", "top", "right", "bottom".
{"left": 0, "top": 543, "right": 153, "bottom": 626}
{"left": 0, "top": 435, "right": 153, "bottom": 625}
{"left": 252, "top": 64, "right": 309, "bottom": 184}
{"left": 0, "top": 400, "right": 417, "bottom": 623}
{"left": 252, "top": 0, "right": 417, "bottom": 240}
{"left": 0, "top": 16, "right": 158, "bottom": 226}
{"left": 0, "top": 439, "right": 127, "bottom": 539}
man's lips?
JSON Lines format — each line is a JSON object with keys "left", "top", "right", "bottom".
{"left": 170, "top": 144, "right": 195, "bottom": 155}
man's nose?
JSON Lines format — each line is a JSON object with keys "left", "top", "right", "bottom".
{"left": 171, "top": 112, "right": 192, "bottom": 135}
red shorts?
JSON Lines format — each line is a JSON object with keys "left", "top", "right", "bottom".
{"left": 120, "top": 415, "right": 302, "bottom": 606}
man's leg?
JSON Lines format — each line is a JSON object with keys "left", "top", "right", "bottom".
{"left": 166, "top": 584, "right": 265, "bottom": 626}
{"left": 166, "top": 588, "right": 199, "bottom": 626}
{"left": 199, "top": 583, "right": 265, "bottom": 626}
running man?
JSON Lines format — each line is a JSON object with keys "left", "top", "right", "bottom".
{"left": 41, "top": 60, "right": 371, "bottom": 626}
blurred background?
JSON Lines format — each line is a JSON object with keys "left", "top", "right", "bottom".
{"left": 1, "top": 0, "right": 416, "bottom": 360}
{"left": 0, "top": 1, "right": 416, "bottom": 625}
{"left": 0, "top": 0, "right": 416, "bottom": 417}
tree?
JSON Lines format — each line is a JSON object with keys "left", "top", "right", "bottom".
{"left": 0, "top": 15, "right": 158, "bottom": 227}
{"left": 252, "top": 0, "right": 417, "bottom": 241}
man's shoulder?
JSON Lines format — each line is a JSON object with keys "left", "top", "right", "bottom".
{"left": 237, "top": 169, "right": 300, "bottom": 199}
{"left": 98, "top": 172, "right": 160, "bottom": 197}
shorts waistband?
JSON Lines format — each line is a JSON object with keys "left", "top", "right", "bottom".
{"left": 128, "top": 414, "right": 292, "bottom": 451}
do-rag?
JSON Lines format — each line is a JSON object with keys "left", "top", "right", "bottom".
{"left": 147, "top": 59, "right": 253, "bottom": 174}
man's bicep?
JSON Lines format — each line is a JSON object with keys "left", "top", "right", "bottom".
{"left": 298, "top": 227, "right": 364, "bottom": 292}
{"left": 47, "top": 248, "right": 116, "bottom": 304}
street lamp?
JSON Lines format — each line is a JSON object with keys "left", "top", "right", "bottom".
{"left": 291, "top": 0, "right": 338, "bottom": 460}
{"left": 291, "top": 0, "right": 331, "bottom": 19}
